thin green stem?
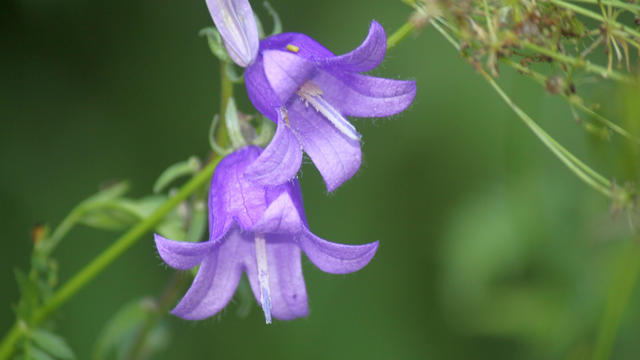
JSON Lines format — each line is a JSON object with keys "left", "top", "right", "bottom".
{"left": 216, "top": 60, "right": 234, "bottom": 147}
{"left": 388, "top": 21, "right": 416, "bottom": 50}
{"left": 593, "top": 241, "right": 640, "bottom": 360}
{"left": 566, "top": 0, "right": 640, "bottom": 13}
{"left": 36, "top": 208, "right": 84, "bottom": 257}
{"left": 551, "top": 0, "right": 640, "bottom": 39}
{"left": 478, "top": 68, "right": 613, "bottom": 196}
{"left": 521, "top": 40, "right": 633, "bottom": 83}
{"left": 500, "top": 58, "right": 640, "bottom": 143}
{"left": 0, "top": 156, "right": 221, "bottom": 360}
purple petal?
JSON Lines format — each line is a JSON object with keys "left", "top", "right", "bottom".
{"left": 288, "top": 100, "right": 362, "bottom": 192}
{"left": 246, "top": 236, "right": 309, "bottom": 320}
{"left": 321, "top": 21, "right": 386, "bottom": 72}
{"left": 314, "top": 71, "right": 417, "bottom": 118}
{"left": 245, "top": 32, "right": 334, "bottom": 121}
{"left": 171, "top": 228, "right": 253, "bottom": 320}
{"left": 206, "top": 0, "right": 259, "bottom": 67}
{"left": 209, "top": 146, "right": 267, "bottom": 237}
{"left": 263, "top": 50, "right": 317, "bottom": 103}
{"left": 244, "top": 109, "right": 302, "bottom": 186}
{"left": 299, "top": 229, "right": 378, "bottom": 274}
{"left": 155, "top": 234, "right": 214, "bottom": 270}
{"left": 250, "top": 192, "right": 304, "bottom": 234}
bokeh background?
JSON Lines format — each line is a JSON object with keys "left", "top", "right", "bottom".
{"left": 2, "top": 0, "right": 640, "bottom": 359}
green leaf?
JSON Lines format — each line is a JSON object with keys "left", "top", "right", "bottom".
{"left": 92, "top": 298, "right": 153, "bottom": 360}
{"left": 81, "top": 182, "right": 130, "bottom": 206}
{"left": 14, "top": 269, "right": 40, "bottom": 319}
{"left": 153, "top": 157, "right": 200, "bottom": 194}
{"left": 25, "top": 345, "right": 55, "bottom": 360}
{"left": 79, "top": 196, "right": 168, "bottom": 231}
{"left": 29, "top": 329, "right": 75, "bottom": 360}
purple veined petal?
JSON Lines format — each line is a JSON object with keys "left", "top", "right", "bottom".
{"left": 287, "top": 99, "right": 362, "bottom": 192}
{"left": 244, "top": 108, "right": 303, "bottom": 186}
{"left": 206, "top": 0, "right": 259, "bottom": 67}
{"left": 209, "top": 146, "right": 268, "bottom": 235}
{"left": 299, "top": 229, "right": 378, "bottom": 274}
{"left": 246, "top": 235, "right": 309, "bottom": 320}
{"left": 313, "top": 71, "right": 417, "bottom": 118}
{"left": 171, "top": 228, "right": 253, "bottom": 320}
{"left": 250, "top": 191, "right": 304, "bottom": 234}
{"left": 155, "top": 234, "right": 215, "bottom": 270}
{"left": 263, "top": 50, "right": 317, "bottom": 103}
{"left": 321, "top": 21, "right": 387, "bottom": 72}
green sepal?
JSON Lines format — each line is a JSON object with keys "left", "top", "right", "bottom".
{"left": 153, "top": 157, "right": 201, "bottom": 194}
{"left": 199, "top": 27, "right": 231, "bottom": 63}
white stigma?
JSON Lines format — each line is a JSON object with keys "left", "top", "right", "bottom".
{"left": 296, "top": 81, "right": 362, "bottom": 141}
{"left": 254, "top": 234, "right": 272, "bottom": 324}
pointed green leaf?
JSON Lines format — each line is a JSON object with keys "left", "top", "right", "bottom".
{"left": 25, "top": 346, "right": 55, "bottom": 360}
{"left": 30, "top": 329, "right": 75, "bottom": 360}
{"left": 92, "top": 298, "right": 153, "bottom": 360}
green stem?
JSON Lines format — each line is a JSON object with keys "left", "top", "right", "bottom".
{"left": 217, "top": 60, "right": 234, "bottom": 147}
{"left": 521, "top": 40, "right": 633, "bottom": 83}
{"left": 36, "top": 207, "right": 84, "bottom": 258}
{"left": 0, "top": 156, "right": 221, "bottom": 360}
{"left": 593, "top": 241, "right": 640, "bottom": 360}
{"left": 500, "top": 58, "right": 640, "bottom": 143}
{"left": 550, "top": 0, "right": 640, "bottom": 39}
{"left": 388, "top": 21, "right": 416, "bottom": 50}
{"left": 565, "top": 0, "right": 640, "bottom": 13}
{"left": 477, "top": 68, "right": 613, "bottom": 197}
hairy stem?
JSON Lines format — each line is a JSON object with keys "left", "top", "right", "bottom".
{"left": 388, "top": 20, "right": 416, "bottom": 50}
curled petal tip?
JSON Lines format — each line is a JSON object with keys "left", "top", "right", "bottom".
{"left": 206, "top": 0, "right": 259, "bottom": 67}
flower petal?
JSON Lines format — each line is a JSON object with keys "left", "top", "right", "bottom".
{"left": 314, "top": 71, "right": 417, "bottom": 118}
{"left": 263, "top": 50, "right": 317, "bottom": 103}
{"left": 244, "top": 109, "right": 302, "bottom": 186}
{"left": 171, "top": 229, "right": 252, "bottom": 320}
{"left": 246, "top": 236, "right": 309, "bottom": 320}
{"left": 154, "top": 234, "right": 214, "bottom": 270}
{"left": 209, "top": 146, "right": 267, "bottom": 237}
{"left": 245, "top": 33, "right": 334, "bottom": 121}
{"left": 206, "top": 0, "right": 259, "bottom": 67}
{"left": 321, "top": 20, "right": 386, "bottom": 72}
{"left": 299, "top": 230, "right": 378, "bottom": 274}
{"left": 250, "top": 192, "right": 304, "bottom": 234}
{"left": 288, "top": 100, "right": 362, "bottom": 192}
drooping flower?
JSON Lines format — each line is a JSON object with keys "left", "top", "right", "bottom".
{"left": 155, "top": 146, "right": 378, "bottom": 323}
{"left": 204, "top": 1, "right": 416, "bottom": 191}
{"left": 243, "top": 21, "right": 417, "bottom": 191}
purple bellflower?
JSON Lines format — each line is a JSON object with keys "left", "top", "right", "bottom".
{"left": 154, "top": 146, "right": 378, "bottom": 323}
{"left": 204, "top": 0, "right": 416, "bottom": 191}
{"left": 242, "top": 22, "right": 417, "bottom": 191}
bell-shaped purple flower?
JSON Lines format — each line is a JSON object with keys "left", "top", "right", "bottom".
{"left": 155, "top": 146, "right": 378, "bottom": 323}
{"left": 205, "top": 0, "right": 259, "bottom": 67}
{"left": 244, "top": 21, "right": 417, "bottom": 191}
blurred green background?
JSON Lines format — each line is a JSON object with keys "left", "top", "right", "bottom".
{"left": 2, "top": 0, "right": 640, "bottom": 359}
